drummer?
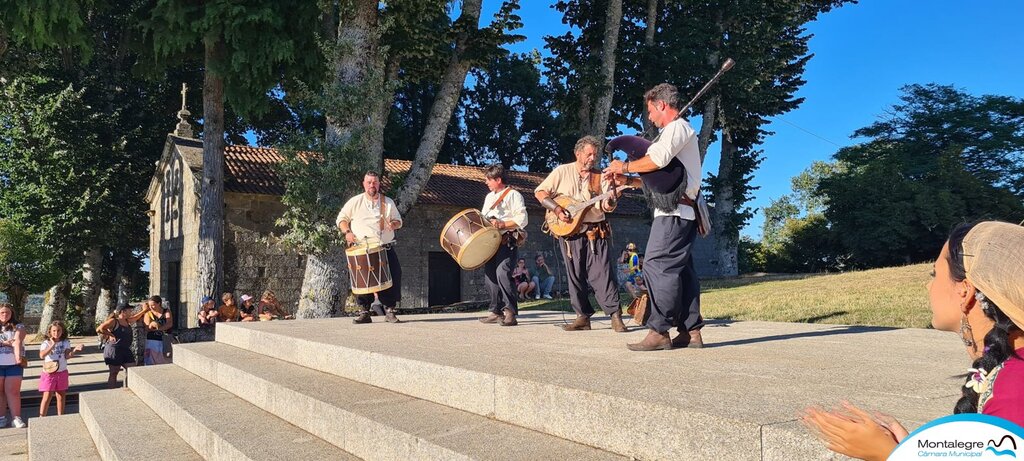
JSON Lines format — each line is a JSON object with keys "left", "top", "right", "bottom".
{"left": 336, "top": 171, "right": 404, "bottom": 324}
{"left": 478, "top": 164, "right": 527, "bottom": 327}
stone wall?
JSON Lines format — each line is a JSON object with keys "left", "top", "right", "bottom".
{"left": 222, "top": 193, "right": 305, "bottom": 315}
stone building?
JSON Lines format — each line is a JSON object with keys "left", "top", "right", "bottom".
{"left": 146, "top": 132, "right": 722, "bottom": 328}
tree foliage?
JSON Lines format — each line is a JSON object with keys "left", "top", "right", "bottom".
{"left": 764, "top": 84, "right": 1024, "bottom": 270}
{"left": 451, "top": 51, "right": 568, "bottom": 170}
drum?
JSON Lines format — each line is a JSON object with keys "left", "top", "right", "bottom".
{"left": 346, "top": 240, "right": 393, "bottom": 295}
{"left": 440, "top": 209, "right": 501, "bottom": 270}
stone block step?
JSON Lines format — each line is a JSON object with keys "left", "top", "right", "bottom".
{"left": 174, "top": 341, "right": 625, "bottom": 461}
{"left": 127, "top": 364, "right": 359, "bottom": 461}
{"left": 27, "top": 415, "right": 99, "bottom": 461}
{"left": 213, "top": 312, "right": 967, "bottom": 460}
{"left": 78, "top": 388, "right": 203, "bottom": 461}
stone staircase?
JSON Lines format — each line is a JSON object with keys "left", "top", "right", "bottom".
{"left": 26, "top": 311, "right": 967, "bottom": 460}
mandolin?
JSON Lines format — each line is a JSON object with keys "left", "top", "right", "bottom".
{"left": 544, "top": 185, "right": 634, "bottom": 237}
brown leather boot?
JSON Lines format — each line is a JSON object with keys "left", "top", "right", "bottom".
{"left": 500, "top": 309, "right": 518, "bottom": 327}
{"left": 627, "top": 329, "right": 672, "bottom": 351}
{"left": 610, "top": 311, "right": 627, "bottom": 333}
{"left": 671, "top": 329, "right": 704, "bottom": 348}
{"left": 385, "top": 308, "right": 402, "bottom": 324}
{"left": 479, "top": 312, "right": 501, "bottom": 324}
{"left": 561, "top": 315, "right": 591, "bottom": 331}
{"left": 352, "top": 311, "right": 372, "bottom": 324}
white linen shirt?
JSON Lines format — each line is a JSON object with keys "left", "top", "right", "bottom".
{"left": 645, "top": 118, "right": 702, "bottom": 220}
{"left": 481, "top": 187, "right": 528, "bottom": 233}
{"left": 336, "top": 193, "right": 402, "bottom": 245}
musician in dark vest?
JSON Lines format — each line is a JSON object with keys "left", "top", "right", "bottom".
{"left": 535, "top": 136, "right": 627, "bottom": 333}
{"left": 604, "top": 83, "right": 704, "bottom": 351}
{"left": 479, "top": 164, "right": 528, "bottom": 327}
{"left": 336, "top": 171, "right": 403, "bottom": 324}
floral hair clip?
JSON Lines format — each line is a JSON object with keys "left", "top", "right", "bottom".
{"left": 964, "top": 367, "right": 989, "bottom": 394}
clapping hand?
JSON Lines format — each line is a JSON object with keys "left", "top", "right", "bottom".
{"left": 800, "top": 401, "right": 900, "bottom": 461}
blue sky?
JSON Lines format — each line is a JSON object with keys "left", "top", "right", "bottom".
{"left": 481, "top": 0, "right": 1024, "bottom": 237}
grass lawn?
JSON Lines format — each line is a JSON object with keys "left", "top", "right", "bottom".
{"left": 515, "top": 263, "right": 935, "bottom": 329}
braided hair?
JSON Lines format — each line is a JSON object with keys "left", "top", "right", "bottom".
{"left": 947, "top": 222, "right": 1022, "bottom": 414}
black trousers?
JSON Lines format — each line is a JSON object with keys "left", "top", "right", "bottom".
{"left": 356, "top": 247, "right": 402, "bottom": 309}
{"left": 644, "top": 217, "right": 702, "bottom": 333}
{"left": 484, "top": 241, "right": 518, "bottom": 315}
{"left": 558, "top": 232, "right": 621, "bottom": 317}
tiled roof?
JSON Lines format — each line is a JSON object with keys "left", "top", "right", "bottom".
{"left": 172, "top": 139, "right": 647, "bottom": 216}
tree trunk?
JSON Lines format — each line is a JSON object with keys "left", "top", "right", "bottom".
{"left": 291, "top": 0, "right": 382, "bottom": 319}
{"left": 95, "top": 286, "right": 114, "bottom": 326}
{"left": 697, "top": 12, "right": 723, "bottom": 162}
{"left": 366, "top": 59, "right": 400, "bottom": 172}
{"left": 4, "top": 286, "right": 28, "bottom": 321}
{"left": 328, "top": 0, "right": 381, "bottom": 153}
{"left": 197, "top": 38, "right": 227, "bottom": 300}
{"left": 37, "top": 277, "right": 71, "bottom": 340}
{"left": 115, "top": 259, "right": 129, "bottom": 306}
{"left": 589, "top": 0, "right": 623, "bottom": 140}
{"left": 80, "top": 247, "right": 103, "bottom": 328}
{"left": 295, "top": 248, "right": 346, "bottom": 319}
{"left": 697, "top": 94, "right": 718, "bottom": 162}
{"left": 394, "top": 0, "right": 483, "bottom": 216}
{"left": 641, "top": 0, "right": 659, "bottom": 136}
{"left": 711, "top": 128, "right": 739, "bottom": 277}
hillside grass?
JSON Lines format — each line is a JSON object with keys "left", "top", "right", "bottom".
{"left": 517, "top": 263, "right": 935, "bottom": 329}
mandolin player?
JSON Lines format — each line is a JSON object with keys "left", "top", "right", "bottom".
{"left": 534, "top": 136, "right": 628, "bottom": 333}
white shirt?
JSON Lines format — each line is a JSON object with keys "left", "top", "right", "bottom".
{"left": 646, "top": 118, "right": 702, "bottom": 220}
{"left": 0, "top": 325, "right": 24, "bottom": 366}
{"left": 481, "top": 187, "right": 528, "bottom": 234}
{"left": 336, "top": 193, "right": 403, "bottom": 245}
{"left": 40, "top": 339, "right": 70, "bottom": 372}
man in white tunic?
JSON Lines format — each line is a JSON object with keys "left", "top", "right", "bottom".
{"left": 479, "top": 164, "right": 528, "bottom": 327}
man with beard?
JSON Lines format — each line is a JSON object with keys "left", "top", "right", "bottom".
{"left": 336, "top": 171, "right": 403, "bottom": 324}
{"left": 534, "top": 136, "right": 627, "bottom": 333}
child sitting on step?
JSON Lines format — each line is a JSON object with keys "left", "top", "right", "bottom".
{"left": 39, "top": 320, "right": 84, "bottom": 417}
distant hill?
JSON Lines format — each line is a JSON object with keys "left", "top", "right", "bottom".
{"left": 701, "top": 263, "right": 933, "bottom": 328}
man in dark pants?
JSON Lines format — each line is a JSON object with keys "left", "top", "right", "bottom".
{"left": 535, "top": 136, "right": 627, "bottom": 333}
{"left": 604, "top": 83, "right": 705, "bottom": 350}
{"left": 478, "top": 164, "right": 527, "bottom": 327}
{"left": 336, "top": 171, "right": 403, "bottom": 324}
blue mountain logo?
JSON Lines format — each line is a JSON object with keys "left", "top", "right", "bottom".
{"left": 986, "top": 435, "right": 1018, "bottom": 458}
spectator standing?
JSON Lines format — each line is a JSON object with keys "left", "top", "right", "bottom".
{"left": 38, "top": 321, "right": 84, "bottom": 416}
{"left": 0, "top": 303, "right": 27, "bottom": 428}
{"left": 143, "top": 296, "right": 172, "bottom": 365}
{"left": 97, "top": 304, "right": 147, "bottom": 388}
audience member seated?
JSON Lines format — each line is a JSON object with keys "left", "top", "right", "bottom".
{"left": 218, "top": 292, "right": 240, "bottom": 322}
{"left": 239, "top": 294, "right": 257, "bottom": 322}
{"left": 197, "top": 296, "right": 218, "bottom": 328}
{"left": 512, "top": 258, "right": 536, "bottom": 300}
{"left": 258, "top": 290, "right": 293, "bottom": 320}
{"left": 532, "top": 254, "right": 555, "bottom": 299}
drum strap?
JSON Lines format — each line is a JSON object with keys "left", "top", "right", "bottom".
{"left": 378, "top": 194, "right": 386, "bottom": 232}
{"left": 488, "top": 187, "right": 513, "bottom": 212}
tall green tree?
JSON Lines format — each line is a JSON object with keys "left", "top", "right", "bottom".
{"left": 820, "top": 85, "right": 1024, "bottom": 268}
{"left": 0, "top": 219, "right": 60, "bottom": 318}
{"left": 545, "top": 0, "right": 624, "bottom": 139}
{"left": 454, "top": 51, "right": 567, "bottom": 170}
{"left": 144, "top": 0, "right": 323, "bottom": 300}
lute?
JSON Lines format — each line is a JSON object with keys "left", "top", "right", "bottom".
{"left": 544, "top": 185, "right": 634, "bottom": 237}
